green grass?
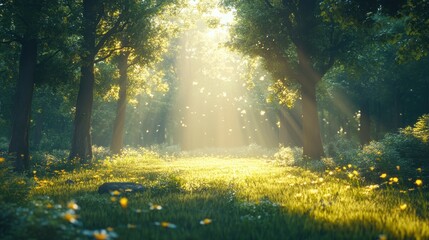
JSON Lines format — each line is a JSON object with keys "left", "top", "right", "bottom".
{"left": 1, "top": 154, "right": 429, "bottom": 240}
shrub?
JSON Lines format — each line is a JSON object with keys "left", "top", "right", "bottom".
{"left": 273, "top": 147, "right": 302, "bottom": 166}
{"left": 353, "top": 115, "right": 429, "bottom": 184}
{"left": 0, "top": 157, "right": 30, "bottom": 204}
{"left": 325, "top": 136, "right": 360, "bottom": 166}
{"left": 402, "top": 114, "right": 429, "bottom": 143}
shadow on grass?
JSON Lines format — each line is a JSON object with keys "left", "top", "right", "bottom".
{"left": 72, "top": 185, "right": 400, "bottom": 240}
{"left": 3, "top": 163, "right": 425, "bottom": 240}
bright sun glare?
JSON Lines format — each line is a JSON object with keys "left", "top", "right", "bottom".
{"left": 169, "top": 3, "right": 288, "bottom": 151}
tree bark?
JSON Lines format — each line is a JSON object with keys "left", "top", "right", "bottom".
{"left": 297, "top": 48, "right": 325, "bottom": 160}
{"left": 69, "top": 0, "right": 97, "bottom": 161}
{"left": 8, "top": 37, "right": 37, "bottom": 172}
{"left": 301, "top": 81, "right": 324, "bottom": 159}
{"left": 110, "top": 52, "right": 130, "bottom": 155}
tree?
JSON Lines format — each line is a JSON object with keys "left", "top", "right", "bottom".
{"left": 69, "top": 0, "right": 130, "bottom": 161}
{"left": 0, "top": 0, "right": 69, "bottom": 171}
{"left": 223, "top": 0, "right": 345, "bottom": 159}
{"left": 109, "top": 0, "right": 182, "bottom": 154}
{"left": 222, "top": 0, "right": 409, "bottom": 159}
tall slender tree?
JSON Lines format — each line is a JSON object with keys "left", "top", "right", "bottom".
{"left": 69, "top": 0, "right": 129, "bottom": 161}
{"left": 1, "top": 0, "right": 68, "bottom": 171}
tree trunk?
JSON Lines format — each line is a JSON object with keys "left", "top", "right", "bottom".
{"left": 110, "top": 52, "right": 130, "bottom": 155}
{"left": 69, "top": 63, "right": 95, "bottom": 161}
{"left": 69, "top": 0, "right": 97, "bottom": 161}
{"left": 301, "top": 81, "right": 324, "bottom": 159}
{"left": 297, "top": 48, "right": 324, "bottom": 160}
{"left": 8, "top": 37, "right": 37, "bottom": 172}
{"left": 359, "top": 100, "right": 371, "bottom": 146}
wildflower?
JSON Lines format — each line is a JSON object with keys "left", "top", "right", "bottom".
{"left": 378, "top": 234, "right": 388, "bottom": 240}
{"left": 63, "top": 210, "right": 78, "bottom": 224}
{"left": 155, "top": 221, "right": 177, "bottom": 229}
{"left": 352, "top": 170, "right": 359, "bottom": 176}
{"left": 83, "top": 229, "right": 118, "bottom": 240}
{"left": 149, "top": 203, "right": 162, "bottom": 210}
{"left": 111, "top": 197, "right": 117, "bottom": 202}
{"left": 415, "top": 179, "right": 423, "bottom": 186}
{"left": 380, "top": 173, "right": 387, "bottom": 179}
{"left": 399, "top": 204, "right": 407, "bottom": 210}
{"left": 391, "top": 177, "right": 399, "bottom": 183}
{"left": 396, "top": 166, "right": 400, "bottom": 171}
{"left": 93, "top": 230, "right": 108, "bottom": 240}
{"left": 328, "top": 171, "right": 334, "bottom": 175}
{"left": 370, "top": 166, "right": 375, "bottom": 171}
{"left": 110, "top": 190, "right": 121, "bottom": 196}
{"left": 67, "top": 200, "right": 79, "bottom": 210}
{"left": 200, "top": 218, "right": 212, "bottom": 225}
{"left": 119, "top": 197, "right": 128, "bottom": 208}
{"left": 347, "top": 164, "right": 352, "bottom": 168}
{"left": 0, "top": 157, "right": 5, "bottom": 163}
{"left": 417, "top": 168, "right": 422, "bottom": 173}
{"left": 347, "top": 173, "right": 354, "bottom": 179}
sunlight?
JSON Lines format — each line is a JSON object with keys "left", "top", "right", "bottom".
{"left": 171, "top": 12, "right": 280, "bottom": 150}
{"left": 210, "top": 7, "right": 235, "bottom": 26}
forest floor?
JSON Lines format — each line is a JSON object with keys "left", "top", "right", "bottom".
{"left": 2, "top": 152, "right": 429, "bottom": 239}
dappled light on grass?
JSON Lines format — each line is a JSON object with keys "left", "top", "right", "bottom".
{"left": 14, "top": 153, "right": 426, "bottom": 239}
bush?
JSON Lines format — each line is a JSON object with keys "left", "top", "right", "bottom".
{"left": 325, "top": 136, "right": 360, "bottom": 166}
{"left": 0, "top": 157, "right": 30, "bottom": 204}
{"left": 273, "top": 147, "right": 302, "bottom": 166}
{"left": 352, "top": 115, "right": 429, "bottom": 184}
{"left": 402, "top": 114, "right": 429, "bottom": 143}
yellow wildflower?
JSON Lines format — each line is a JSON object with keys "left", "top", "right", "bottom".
{"left": 399, "top": 204, "right": 407, "bottom": 210}
{"left": 119, "top": 197, "right": 128, "bottom": 208}
{"left": 391, "top": 177, "right": 399, "bottom": 183}
{"left": 396, "top": 166, "right": 400, "bottom": 171}
{"left": 156, "top": 221, "right": 177, "bottom": 229}
{"left": 67, "top": 200, "right": 79, "bottom": 210}
{"left": 415, "top": 179, "right": 423, "bottom": 186}
{"left": 380, "top": 173, "right": 387, "bottom": 178}
{"left": 110, "top": 190, "right": 121, "bottom": 196}
{"left": 200, "top": 218, "right": 212, "bottom": 225}
{"left": 353, "top": 170, "right": 359, "bottom": 176}
{"left": 63, "top": 210, "right": 78, "bottom": 224}
{"left": 93, "top": 230, "right": 108, "bottom": 240}
{"left": 0, "top": 157, "right": 5, "bottom": 163}
{"left": 370, "top": 166, "right": 375, "bottom": 171}
{"left": 378, "top": 234, "right": 388, "bottom": 240}
{"left": 348, "top": 164, "right": 352, "bottom": 168}
{"left": 149, "top": 203, "right": 163, "bottom": 210}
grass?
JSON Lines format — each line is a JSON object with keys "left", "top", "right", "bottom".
{"left": 1, "top": 152, "right": 429, "bottom": 240}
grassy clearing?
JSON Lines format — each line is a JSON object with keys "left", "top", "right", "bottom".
{"left": 1, "top": 154, "right": 429, "bottom": 239}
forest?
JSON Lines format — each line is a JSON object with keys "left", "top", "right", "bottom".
{"left": 0, "top": 0, "right": 428, "bottom": 239}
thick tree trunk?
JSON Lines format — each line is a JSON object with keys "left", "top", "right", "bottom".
{"left": 110, "top": 52, "right": 130, "bottom": 155}
{"left": 69, "top": 0, "right": 97, "bottom": 161}
{"left": 301, "top": 81, "right": 324, "bottom": 159}
{"left": 70, "top": 63, "right": 95, "bottom": 161}
{"left": 8, "top": 38, "right": 37, "bottom": 172}
{"left": 296, "top": 48, "right": 324, "bottom": 160}
{"left": 359, "top": 100, "right": 371, "bottom": 146}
